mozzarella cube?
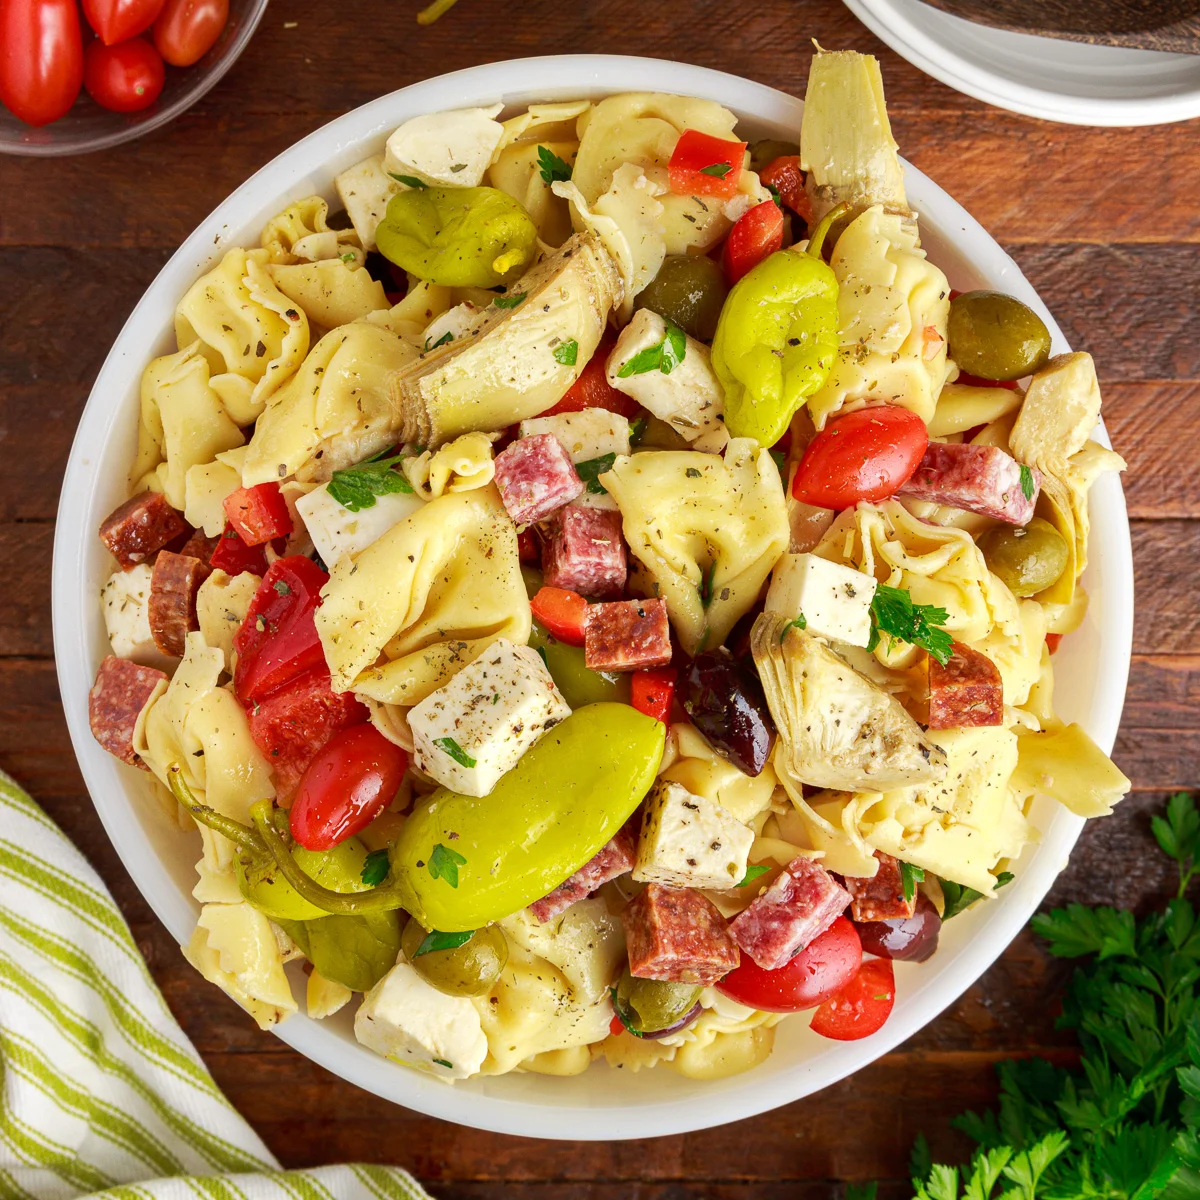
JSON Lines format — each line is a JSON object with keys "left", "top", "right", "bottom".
{"left": 295, "top": 483, "right": 424, "bottom": 568}
{"left": 518, "top": 409, "right": 631, "bottom": 511}
{"left": 101, "top": 564, "right": 171, "bottom": 667}
{"left": 408, "top": 639, "right": 571, "bottom": 797}
{"left": 334, "top": 153, "right": 398, "bottom": 252}
{"left": 384, "top": 105, "right": 505, "bottom": 189}
{"left": 606, "top": 309, "right": 725, "bottom": 446}
{"left": 765, "top": 553, "right": 877, "bottom": 648}
{"left": 421, "top": 302, "right": 485, "bottom": 352}
{"left": 633, "top": 780, "right": 754, "bottom": 891}
{"left": 354, "top": 959, "right": 488, "bottom": 1081}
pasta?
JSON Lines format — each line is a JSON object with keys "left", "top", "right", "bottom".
{"left": 401, "top": 431, "right": 496, "bottom": 498}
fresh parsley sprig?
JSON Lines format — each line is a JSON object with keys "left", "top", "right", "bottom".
{"left": 327, "top": 449, "right": 415, "bottom": 512}
{"left": 868, "top": 584, "right": 954, "bottom": 666}
{"left": 537, "top": 145, "right": 572, "bottom": 185}
{"left": 427, "top": 842, "right": 467, "bottom": 888}
{"left": 617, "top": 320, "right": 686, "bottom": 378}
{"left": 576, "top": 452, "right": 616, "bottom": 495}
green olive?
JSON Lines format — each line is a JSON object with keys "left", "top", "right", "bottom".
{"left": 237, "top": 836, "right": 370, "bottom": 922}
{"left": 529, "top": 620, "right": 631, "bottom": 707}
{"left": 401, "top": 921, "right": 509, "bottom": 997}
{"left": 948, "top": 291, "right": 1052, "bottom": 382}
{"left": 748, "top": 138, "right": 796, "bottom": 174}
{"left": 634, "top": 255, "right": 728, "bottom": 343}
{"left": 615, "top": 967, "right": 701, "bottom": 1034}
{"left": 980, "top": 517, "right": 1069, "bottom": 598}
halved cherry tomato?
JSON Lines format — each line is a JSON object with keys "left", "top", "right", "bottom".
{"left": 631, "top": 666, "right": 675, "bottom": 724}
{"left": 209, "top": 521, "right": 268, "bottom": 576}
{"left": 808, "top": 956, "right": 895, "bottom": 1041}
{"left": 530, "top": 586, "right": 587, "bottom": 646}
{"left": 82, "top": 0, "right": 165, "bottom": 44}
{"left": 791, "top": 406, "right": 928, "bottom": 510}
{"left": 290, "top": 724, "right": 409, "bottom": 851}
{"left": 668, "top": 129, "right": 746, "bottom": 199}
{"left": 223, "top": 482, "right": 293, "bottom": 548}
{"left": 542, "top": 335, "right": 640, "bottom": 418}
{"left": 759, "top": 155, "right": 812, "bottom": 222}
{"left": 717, "top": 916, "right": 862, "bottom": 1013}
{"left": 721, "top": 201, "right": 784, "bottom": 286}
{"left": 0, "top": 0, "right": 84, "bottom": 127}
{"left": 83, "top": 36, "right": 163, "bottom": 113}
{"left": 151, "top": 0, "right": 227, "bottom": 67}
{"left": 233, "top": 556, "right": 329, "bottom": 705}
{"left": 1046, "top": 632, "right": 1063, "bottom": 654}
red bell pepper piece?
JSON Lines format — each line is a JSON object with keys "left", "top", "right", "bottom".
{"left": 542, "top": 334, "right": 640, "bottom": 419}
{"left": 668, "top": 129, "right": 746, "bottom": 199}
{"left": 209, "top": 522, "right": 268, "bottom": 576}
{"left": 1046, "top": 632, "right": 1063, "bottom": 655}
{"left": 631, "top": 666, "right": 676, "bottom": 724}
{"left": 518, "top": 527, "right": 541, "bottom": 564}
{"left": 722, "top": 201, "right": 784, "bottom": 285}
{"left": 758, "top": 155, "right": 811, "bottom": 222}
{"left": 530, "top": 586, "right": 588, "bottom": 647}
{"left": 223, "top": 482, "right": 293, "bottom": 547}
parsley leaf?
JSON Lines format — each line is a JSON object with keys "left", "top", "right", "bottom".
{"left": 493, "top": 291, "right": 527, "bottom": 310}
{"left": 1032, "top": 903, "right": 1138, "bottom": 960}
{"left": 360, "top": 848, "right": 390, "bottom": 887}
{"left": 629, "top": 416, "right": 647, "bottom": 446}
{"left": 940, "top": 870, "right": 1014, "bottom": 920}
{"left": 552, "top": 338, "right": 579, "bottom": 366}
{"left": 327, "top": 450, "right": 415, "bottom": 512}
{"left": 616, "top": 320, "right": 687, "bottom": 378}
{"left": 433, "top": 737, "right": 476, "bottom": 768}
{"left": 388, "top": 172, "right": 427, "bottom": 189}
{"left": 868, "top": 584, "right": 954, "bottom": 666}
{"left": 536, "top": 145, "right": 572, "bottom": 185}
{"left": 699, "top": 561, "right": 716, "bottom": 607}
{"left": 433, "top": 1057, "right": 454, "bottom": 1069}
{"left": 699, "top": 160, "right": 732, "bottom": 179}
{"left": 272, "top": 580, "right": 291, "bottom": 596}
{"left": 901, "top": 861, "right": 926, "bottom": 904}
{"left": 779, "top": 614, "right": 807, "bottom": 642}
{"left": 427, "top": 843, "right": 467, "bottom": 888}
{"left": 737, "top": 864, "right": 771, "bottom": 888}
{"left": 412, "top": 928, "right": 474, "bottom": 957}
{"left": 1019, "top": 463, "right": 1036, "bottom": 503}
{"left": 1152, "top": 791, "right": 1200, "bottom": 897}
{"left": 575, "top": 453, "right": 616, "bottom": 495}
{"left": 424, "top": 330, "right": 454, "bottom": 351}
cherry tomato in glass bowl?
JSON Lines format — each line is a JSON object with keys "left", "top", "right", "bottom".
{"left": 716, "top": 916, "right": 862, "bottom": 1012}
{"left": 0, "top": 0, "right": 84, "bottom": 127}
{"left": 152, "top": 0, "right": 228, "bottom": 67}
{"left": 82, "top": 0, "right": 166, "bottom": 45}
{"left": 791, "top": 405, "right": 929, "bottom": 510}
{"left": 808, "top": 957, "right": 896, "bottom": 1041}
{"left": 290, "top": 724, "right": 410, "bottom": 851}
{"left": 83, "top": 36, "right": 164, "bottom": 113}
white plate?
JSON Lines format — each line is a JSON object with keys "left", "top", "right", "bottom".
{"left": 845, "top": 0, "right": 1200, "bottom": 126}
{"left": 52, "top": 54, "right": 1133, "bottom": 1140}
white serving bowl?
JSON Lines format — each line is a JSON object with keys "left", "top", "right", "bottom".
{"left": 52, "top": 55, "right": 1133, "bottom": 1141}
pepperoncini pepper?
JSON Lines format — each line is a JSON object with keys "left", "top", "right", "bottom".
{"left": 375, "top": 185, "right": 539, "bottom": 288}
{"left": 710, "top": 202, "right": 847, "bottom": 446}
{"left": 529, "top": 620, "right": 631, "bottom": 708}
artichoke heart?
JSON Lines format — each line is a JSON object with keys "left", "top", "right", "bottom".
{"left": 391, "top": 233, "right": 623, "bottom": 448}
{"left": 751, "top": 611, "right": 946, "bottom": 793}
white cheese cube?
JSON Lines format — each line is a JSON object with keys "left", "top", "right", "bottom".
{"left": 384, "top": 105, "right": 505, "bottom": 189}
{"left": 632, "top": 780, "right": 754, "bottom": 891}
{"left": 295, "top": 483, "right": 424, "bottom": 568}
{"left": 100, "top": 564, "right": 172, "bottom": 668}
{"left": 765, "top": 553, "right": 877, "bottom": 648}
{"left": 354, "top": 959, "right": 487, "bottom": 1081}
{"left": 518, "top": 409, "right": 631, "bottom": 511}
{"left": 408, "top": 639, "right": 571, "bottom": 797}
{"left": 420, "top": 302, "right": 485, "bottom": 351}
{"left": 606, "top": 309, "right": 725, "bottom": 445}
{"left": 334, "top": 153, "right": 399, "bottom": 252}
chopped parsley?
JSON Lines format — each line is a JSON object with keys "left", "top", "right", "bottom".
{"left": 536, "top": 145, "right": 572, "bottom": 186}
{"left": 616, "top": 320, "right": 686, "bottom": 378}
{"left": 940, "top": 869, "right": 1014, "bottom": 920}
{"left": 433, "top": 737, "right": 476, "bottom": 768}
{"left": 493, "top": 291, "right": 527, "bottom": 310}
{"left": 272, "top": 580, "right": 291, "bottom": 596}
{"left": 769, "top": 448, "right": 787, "bottom": 476}
{"left": 1019, "top": 463, "right": 1036, "bottom": 502}
{"left": 388, "top": 172, "right": 426, "bottom": 189}
{"left": 699, "top": 160, "right": 732, "bottom": 179}
{"left": 424, "top": 330, "right": 454, "bottom": 351}
{"left": 432, "top": 1058, "right": 454, "bottom": 1069}
{"left": 576, "top": 452, "right": 616, "bottom": 495}
{"left": 780, "top": 613, "right": 807, "bottom": 641}
{"left": 900, "top": 861, "right": 925, "bottom": 904}
{"left": 686, "top": 467, "right": 702, "bottom": 478}
{"left": 737, "top": 864, "right": 771, "bottom": 888}
{"left": 552, "top": 338, "right": 579, "bottom": 366}
{"left": 413, "top": 928, "right": 474, "bottom": 957}
{"left": 327, "top": 450, "right": 415, "bottom": 512}
{"left": 360, "top": 848, "right": 391, "bottom": 887}
{"left": 867, "top": 584, "right": 954, "bottom": 666}
{"left": 699, "top": 561, "right": 716, "bottom": 607}
{"left": 629, "top": 416, "right": 647, "bottom": 446}
{"left": 427, "top": 842, "right": 467, "bottom": 888}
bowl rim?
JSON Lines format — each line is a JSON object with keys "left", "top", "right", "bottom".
{"left": 51, "top": 53, "right": 1133, "bottom": 1140}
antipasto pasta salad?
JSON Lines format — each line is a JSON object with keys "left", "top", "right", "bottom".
{"left": 87, "top": 50, "right": 1130, "bottom": 1083}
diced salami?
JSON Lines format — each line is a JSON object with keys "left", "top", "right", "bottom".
{"left": 928, "top": 641, "right": 1003, "bottom": 729}
{"left": 729, "top": 856, "right": 851, "bottom": 970}
{"left": 622, "top": 882, "right": 740, "bottom": 985}
{"left": 898, "top": 442, "right": 1039, "bottom": 525}
{"left": 583, "top": 598, "right": 672, "bottom": 672}
{"left": 148, "top": 552, "right": 207, "bottom": 657}
{"left": 179, "top": 528, "right": 219, "bottom": 567}
{"left": 845, "top": 852, "right": 917, "bottom": 922}
{"left": 494, "top": 433, "right": 584, "bottom": 525}
{"left": 530, "top": 819, "right": 639, "bottom": 923}
{"left": 541, "top": 504, "right": 626, "bottom": 600}
{"left": 99, "top": 491, "right": 188, "bottom": 569}
{"left": 88, "top": 655, "right": 167, "bottom": 767}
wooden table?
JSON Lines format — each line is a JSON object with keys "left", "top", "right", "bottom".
{"left": 1, "top": 0, "right": 1196, "bottom": 1192}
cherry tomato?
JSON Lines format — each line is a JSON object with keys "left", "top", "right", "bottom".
{"left": 222, "top": 482, "right": 293, "bottom": 547}
{"left": 722, "top": 201, "right": 784, "bottom": 285}
{"left": 82, "top": 0, "right": 165, "bottom": 44}
{"left": 716, "top": 917, "right": 862, "bottom": 1012}
{"left": 0, "top": 0, "right": 84, "bottom": 127}
{"left": 791, "top": 406, "right": 929, "bottom": 510}
{"left": 808, "top": 957, "right": 895, "bottom": 1041}
{"left": 542, "top": 334, "right": 640, "bottom": 419}
{"left": 152, "top": 0, "right": 227, "bottom": 67}
{"left": 631, "top": 666, "right": 675, "bottom": 724}
{"left": 529, "top": 586, "right": 588, "bottom": 646}
{"left": 758, "top": 155, "right": 812, "bottom": 222}
{"left": 668, "top": 129, "right": 746, "bottom": 199}
{"left": 290, "top": 724, "right": 409, "bottom": 851}
{"left": 83, "top": 36, "right": 163, "bottom": 113}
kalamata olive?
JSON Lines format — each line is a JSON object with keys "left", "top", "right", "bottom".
{"left": 748, "top": 138, "right": 797, "bottom": 174}
{"left": 948, "top": 290, "right": 1052, "bottom": 382}
{"left": 615, "top": 967, "right": 702, "bottom": 1034}
{"left": 680, "top": 649, "right": 776, "bottom": 776}
{"left": 402, "top": 921, "right": 509, "bottom": 997}
{"left": 634, "top": 254, "right": 729, "bottom": 342}
{"left": 855, "top": 893, "right": 941, "bottom": 963}
{"left": 979, "top": 516, "right": 1069, "bottom": 598}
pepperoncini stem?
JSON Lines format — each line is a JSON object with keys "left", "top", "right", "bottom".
{"left": 805, "top": 200, "right": 853, "bottom": 262}
{"left": 248, "top": 800, "right": 408, "bottom": 916}
{"left": 166, "top": 765, "right": 261, "bottom": 852}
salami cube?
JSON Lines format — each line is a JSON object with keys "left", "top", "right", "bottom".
{"left": 148, "top": 552, "right": 207, "bottom": 657}
{"left": 927, "top": 641, "right": 1003, "bottom": 729}
{"left": 179, "top": 528, "right": 220, "bottom": 567}
{"left": 898, "top": 442, "right": 1039, "bottom": 525}
{"left": 845, "top": 852, "right": 917, "bottom": 922}
{"left": 494, "top": 433, "right": 583, "bottom": 525}
{"left": 729, "top": 856, "right": 851, "bottom": 970}
{"left": 99, "top": 491, "right": 188, "bottom": 569}
{"left": 583, "top": 598, "right": 672, "bottom": 672}
{"left": 541, "top": 504, "right": 626, "bottom": 600}
{"left": 622, "top": 882, "right": 740, "bottom": 985}
{"left": 88, "top": 655, "right": 167, "bottom": 767}
{"left": 530, "top": 819, "right": 638, "bottom": 923}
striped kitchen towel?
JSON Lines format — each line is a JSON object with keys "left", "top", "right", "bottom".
{"left": 0, "top": 769, "right": 430, "bottom": 1200}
